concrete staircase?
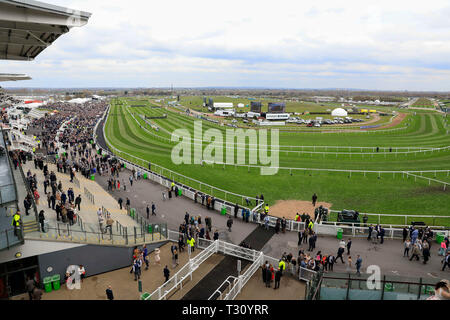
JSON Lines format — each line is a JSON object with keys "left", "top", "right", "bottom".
{"left": 19, "top": 160, "right": 168, "bottom": 247}
{"left": 23, "top": 220, "right": 39, "bottom": 234}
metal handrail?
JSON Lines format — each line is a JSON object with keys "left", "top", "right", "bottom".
{"left": 208, "top": 276, "right": 238, "bottom": 300}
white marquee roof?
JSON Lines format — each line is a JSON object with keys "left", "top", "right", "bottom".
{"left": 0, "top": 73, "right": 31, "bottom": 81}
{"left": 331, "top": 107, "right": 348, "bottom": 116}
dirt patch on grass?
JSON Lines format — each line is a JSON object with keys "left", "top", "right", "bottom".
{"left": 270, "top": 200, "right": 333, "bottom": 220}
{"left": 368, "top": 112, "right": 407, "bottom": 130}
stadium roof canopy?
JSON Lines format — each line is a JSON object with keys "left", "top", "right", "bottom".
{"left": 0, "top": 0, "right": 91, "bottom": 61}
{"left": 0, "top": 73, "right": 31, "bottom": 81}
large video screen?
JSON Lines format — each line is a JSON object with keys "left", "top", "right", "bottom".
{"left": 268, "top": 102, "right": 286, "bottom": 113}
{"left": 250, "top": 101, "right": 262, "bottom": 113}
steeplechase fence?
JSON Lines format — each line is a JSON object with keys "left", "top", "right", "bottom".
{"left": 125, "top": 102, "right": 449, "bottom": 157}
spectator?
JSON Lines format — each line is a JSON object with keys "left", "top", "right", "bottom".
{"left": 163, "top": 265, "right": 170, "bottom": 283}
{"left": 106, "top": 285, "right": 114, "bottom": 300}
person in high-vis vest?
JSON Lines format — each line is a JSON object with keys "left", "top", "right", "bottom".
{"left": 12, "top": 211, "right": 22, "bottom": 237}
{"left": 264, "top": 205, "right": 269, "bottom": 215}
{"left": 171, "top": 182, "right": 175, "bottom": 192}
{"left": 308, "top": 220, "right": 314, "bottom": 231}
{"left": 278, "top": 259, "right": 286, "bottom": 274}
{"left": 187, "top": 236, "right": 195, "bottom": 252}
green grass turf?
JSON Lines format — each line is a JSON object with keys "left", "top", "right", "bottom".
{"left": 104, "top": 97, "right": 450, "bottom": 223}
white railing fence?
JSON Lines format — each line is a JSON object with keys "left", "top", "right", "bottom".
{"left": 224, "top": 252, "right": 264, "bottom": 300}
{"left": 146, "top": 239, "right": 275, "bottom": 301}
{"left": 146, "top": 239, "right": 218, "bottom": 300}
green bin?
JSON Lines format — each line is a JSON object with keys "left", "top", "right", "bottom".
{"left": 423, "top": 285, "right": 434, "bottom": 295}
{"left": 337, "top": 228, "right": 343, "bottom": 240}
{"left": 140, "top": 292, "right": 150, "bottom": 300}
{"left": 178, "top": 189, "right": 182, "bottom": 196}
{"left": 130, "top": 208, "right": 136, "bottom": 218}
{"left": 52, "top": 274, "right": 61, "bottom": 291}
{"left": 384, "top": 283, "right": 394, "bottom": 292}
{"left": 148, "top": 224, "right": 153, "bottom": 233}
{"left": 90, "top": 174, "right": 95, "bottom": 181}
{"left": 143, "top": 173, "right": 148, "bottom": 179}
{"left": 124, "top": 163, "right": 126, "bottom": 168}
{"left": 436, "top": 232, "right": 444, "bottom": 244}
{"left": 43, "top": 276, "right": 52, "bottom": 293}
{"left": 221, "top": 206, "right": 227, "bottom": 215}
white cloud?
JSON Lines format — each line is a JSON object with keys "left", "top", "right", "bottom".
{"left": 1, "top": 0, "right": 450, "bottom": 90}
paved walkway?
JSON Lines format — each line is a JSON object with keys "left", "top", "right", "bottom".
{"left": 262, "top": 231, "right": 450, "bottom": 280}
{"left": 19, "top": 161, "right": 164, "bottom": 246}
{"left": 10, "top": 242, "right": 222, "bottom": 300}
{"left": 182, "top": 226, "right": 275, "bottom": 300}
{"left": 93, "top": 169, "right": 257, "bottom": 246}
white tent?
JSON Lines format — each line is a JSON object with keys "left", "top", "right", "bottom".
{"left": 237, "top": 103, "right": 245, "bottom": 108}
{"left": 68, "top": 98, "right": 91, "bottom": 104}
{"left": 331, "top": 108, "right": 348, "bottom": 117}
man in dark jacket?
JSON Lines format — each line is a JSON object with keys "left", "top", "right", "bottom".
{"left": 336, "top": 247, "right": 345, "bottom": 263}
{"left": 106, "top": 285, "right": 114, "bottom": 300}
{"left": 262, "top": 263, "right": 267, "bottom": 283}
{"left": 312, "top": 193, "right": 318, "bottom": 207}
{"left": 346, "top": 238, "right": 352, "bottom": 255}
{"left": 367, "top": 225, "right": 373, "bottom": 241}
{"left": 163, "top": 266, "right": 170, "bottom": 283}
{"left": 75, "top": 195, "right": 82, "bottom": 211}
{"left": 234, "top": 203, "right": 239, "bottom": 218}
{"left": 423, "top": 246, "right": 430, "bottom": 264}
{"left": 38, "top": 210, "right": 45, "bottom": 232}
{"left": 274, "top": 269, "right": 282, "bottom": 290}
{"left": 403, "top": 227, "right": 408, "bottom": 242}
{"left": 308, "top": 235, "right": 315, "bottom": 252}
{"left": 43, "top": 179, "right": 49, "bottom": 194}
{"left": 379, "top": 228, "right": 385, "bottom": 244}
{"left": 227, "top": 217, "right": 233, "bottom": 232}
{"left": 265, "top": 266, "right": 272, "bottom": 288}
{"left": 23, "top": 197, "right": 31, "bottom": 216}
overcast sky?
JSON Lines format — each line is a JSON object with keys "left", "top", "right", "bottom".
{"left": 3, "top": 0, "right": 450, "bottom": 90}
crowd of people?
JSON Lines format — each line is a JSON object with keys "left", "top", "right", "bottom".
{"left": 402, "top": 225, "right": 450, "bottom": 268}
{"left": 178, "top": 211, "right": 220, "bottom": 247}
{"left": 129, "top": 243, "right": 179, "bottom": 285}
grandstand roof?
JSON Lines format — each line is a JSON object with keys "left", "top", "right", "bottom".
{"left": 0, "top": 0, "right": 91, "bottom": 61}
{"left": 0, "top": 73, "right": 31, "bottom": 81}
